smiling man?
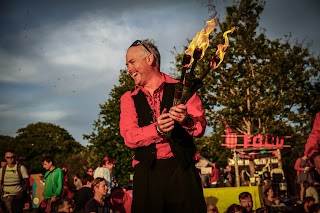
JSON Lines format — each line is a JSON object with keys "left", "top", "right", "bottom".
{"left": 120, "top": 39, "right": 207, "bottom": 213}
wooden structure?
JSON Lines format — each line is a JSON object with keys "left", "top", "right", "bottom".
{"left": 221, "top": 131, "right": 291, "bottom": 187}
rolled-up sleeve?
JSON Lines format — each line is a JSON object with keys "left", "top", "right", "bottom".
{"left": 120, "top": 91, "right": 163, "bottom": 148}
{"left": 183, "top": 92, "right": 207, "bottom": 137}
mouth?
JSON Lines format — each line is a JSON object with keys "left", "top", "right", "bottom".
{"left": 131, "top": 72, "right": 138, "bottom": 78}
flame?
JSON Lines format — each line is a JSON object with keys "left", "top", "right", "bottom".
{"left": 184, "top": 18, "right": 217, "bottom": 67}
{"left": 214, "top": 26, "right": 235, "bottom": 67}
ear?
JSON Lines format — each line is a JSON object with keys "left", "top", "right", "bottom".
{"left": 146, "top": 54, "right": 155, "bottom": 65}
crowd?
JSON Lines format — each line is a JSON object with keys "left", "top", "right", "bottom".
{"left": 0, "top": 150, "right": 132, "bottom": 213}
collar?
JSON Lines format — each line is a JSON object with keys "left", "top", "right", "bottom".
{"left": 130, "top": 72, "right": 178, "bottom": 96}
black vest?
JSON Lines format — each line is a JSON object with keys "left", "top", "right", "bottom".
{"left": 132, "top": 83, "right": 196, "bottom": 169}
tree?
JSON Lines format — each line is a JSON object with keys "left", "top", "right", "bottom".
{"left": 14, "top": 122, "right": 83, "bottom": 172}
{"left": 84, "top": 70, "right": 135, "bottom": 186}
{"left": 0, "top": 135, "right": 16, "bottom": 159}
{"left": 174, "top": 0, "right": 319, "bottom": 166}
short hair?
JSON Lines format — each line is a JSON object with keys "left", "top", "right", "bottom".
{"left": 239, "top": 191, "right": 252, "bottom": 200}
{"left": 303, "top": 181, "right": 310, "bottom": 189}
{"left": 4, "top": 149, "right": 15, "bottom": 156}
{"left": 227, "top": 204, "right": 243, "bottom": 213}
{"left": 42, "top": 156, "right": 54, "bottom": 164}
{"left": 264, "top": 186, "right": 272, "bottom": 196}
{"left": 100, "top": 156, "right": 115, "bottom": 167}
{"left": 304, "top": 196, "right": 315, "bottom": 203}
{"left": 91, "top": 177, "right": 106, "bottom": 189}
{"left": 52, "top": 197, "right": 73, "bottom": 213}
{"left": 81, "top": 174, "right": 94, "bottom": 185}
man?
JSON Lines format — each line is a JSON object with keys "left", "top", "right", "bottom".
{"left": 293, "top": 196, "right": 315, "bottom": 213}
{"left": 85, "top": 178, "right": 110, "bottom": 213}
{"left": 40, "top": 156, "right": 64, "bottom": 213}
{"left": 239, "top": 192, "right": 254, "bottom": 213}
{"left": 0, "top": 149, "right": 30, "bottom": 213}
{"left": 304, "top": 112, "right": 320, "bottom": 169}
{"left": 303, "top": 181, "right": 319, "bottom": 203}
{"left": 74, "top": 174, "right": 94, "bottom": 213}
{"left": 120, "top": 39, "right": 207, "bottom": 212}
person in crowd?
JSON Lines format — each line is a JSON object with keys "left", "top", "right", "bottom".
{"left": 39, "top": 156, "right": 64, "bottom": 213}
{"left": 270, "top": 195, "right": 286, "bottom": 212}
{"left": 292, "top": 196, "right": 315, "bottom": 213}
{"left": 119, "top": 39, "right": 207, "bottom": 213}
{"left": 51, "top": 197, "right": 74, "bottom": 213}
{"left": 226, "top": 204, "right": 243, "bottom": 213}
{"left": 263, "top": 186, "right": 274, "bottom": 207}
{"left": 110, "top": 188, "right": 132, "bottom": 213}
{"left": 209, "top": 163, "right": 220, "bottom": 188}
{"left": 304, "top": 181, "right": 319, "bottom": 203}
{"left": 294, "top": 155, "right": 313, "bottom": 202}
{"left": 85, "top": 178, "right": 110, "bottom": 213}
{"left": 61, "top": 167, "right": 73, "bottom": 199}
{"left": 0, "top": 149, "right": 30, "bottom": 213}
{"left": 74, "top": 174, "right": 94, "bottom": 213}
{"left": 73, "top": 174, "right": 82, "bottom": 191}
{"left": 93, "top": 156, "right": 115, "bottom": 199}
{"left": 86, "top": 168, "right": 94, "bottom": 177}
{"left": 206, "top": 204, "right": 218, "bottom": 213}
{"left": 239, "top": 192, "right": 254, "bottom": 213}
{"left": 224, "top": 165, "right": 235, "bottom": 187}
{"left": 309, "top": 203, "right": 320, "bottom": 213}
{"left": 304, "top": 112, "right": 320, "bottom": 171}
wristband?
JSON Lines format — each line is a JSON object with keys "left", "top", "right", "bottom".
{"left": 156, "top": 125, "right": 165, "bottom": 137}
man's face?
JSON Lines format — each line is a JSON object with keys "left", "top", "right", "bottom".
{"left": 94, "top": 180, "right": 108, "bottom": 196}
{"left": 5, "top": 152, "right": 16, "bottom": 166}
{"left": 42, "top": 160, "right": 52, "bottom": 171}
{"left": 240, "top": 197, "right": 253, "bottom": 212}
{"left": 126, "top": 46, "right": 152, "bottom": 86}
{"left": 87, "top": 168, "right": 93, "bottom": 175}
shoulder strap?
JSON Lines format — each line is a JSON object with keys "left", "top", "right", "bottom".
{"left": 1, "top": 165, "right": 6, "bottom": 189}
{"left": 17, "top": 164, "right": 24, "bottom": 182}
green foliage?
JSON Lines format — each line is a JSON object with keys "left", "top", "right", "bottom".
{"left": 84, "top": 70, "right": 135, "bottom": 186}
{"left": 14, "top": 122, "right": 83, "bottom": 173}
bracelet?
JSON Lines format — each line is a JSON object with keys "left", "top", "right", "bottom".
{"left": 156, "top": 125, "right": 165, "bottom": 137}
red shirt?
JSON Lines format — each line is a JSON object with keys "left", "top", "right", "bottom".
{"left": 304, "top": 112, "right": 320, "bottom": 158}
{"left": 119, "top": 73, "right": 206, "bottom": 166}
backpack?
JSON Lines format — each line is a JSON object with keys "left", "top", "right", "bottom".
{"left": 0, "top": 164, "right": 28, "bottom": 201}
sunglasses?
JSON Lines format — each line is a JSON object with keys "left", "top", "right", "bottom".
{"left": 5, "top": 156, "right": 15, "bottom": 159}
{"left": 130, "top": 40, "right": 152, "bottom": 54}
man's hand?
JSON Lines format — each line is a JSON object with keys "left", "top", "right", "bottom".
{"left": 157, "top": 109, "right": 174, "bottom": 133}
{"left": 169, "top": 104, "right": 188, "bottom": 124}
{"left": 51, "top": 196, "right": 57, "bottom": 202}
{"left": 314, "top": 155, "right": 320, "bottom": 174}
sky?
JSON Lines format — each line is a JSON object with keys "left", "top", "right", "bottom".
{"left": 1, "top": 0, "right": 319, "bottom": 146}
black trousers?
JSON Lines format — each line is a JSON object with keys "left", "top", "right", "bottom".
{"left": 131, "top": 157, "right": 206, "bottom": 213}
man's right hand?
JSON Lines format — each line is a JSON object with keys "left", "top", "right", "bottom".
{"left": 157, "top": 108, "right": 174, "bottom": 133}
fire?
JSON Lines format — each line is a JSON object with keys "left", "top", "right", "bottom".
{"left": 214, "top": 26, "right": 235, "bottom": 67}
{"left": 184, "top": 18, "right": 217, "bottom": 67}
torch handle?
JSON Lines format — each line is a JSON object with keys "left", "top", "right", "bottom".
{"left": 180, "top": 72, "right": 195, "bottom": 104}
{"left": 173, "top": 82, "right": 183, "bottom": 105}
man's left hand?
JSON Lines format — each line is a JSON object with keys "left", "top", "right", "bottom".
{"left": 169, "top": 104, "right": 188, "bottom": 124}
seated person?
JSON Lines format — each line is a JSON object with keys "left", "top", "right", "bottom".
{"left": 271, "top": 195, "right": 286, "bottom": 212}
